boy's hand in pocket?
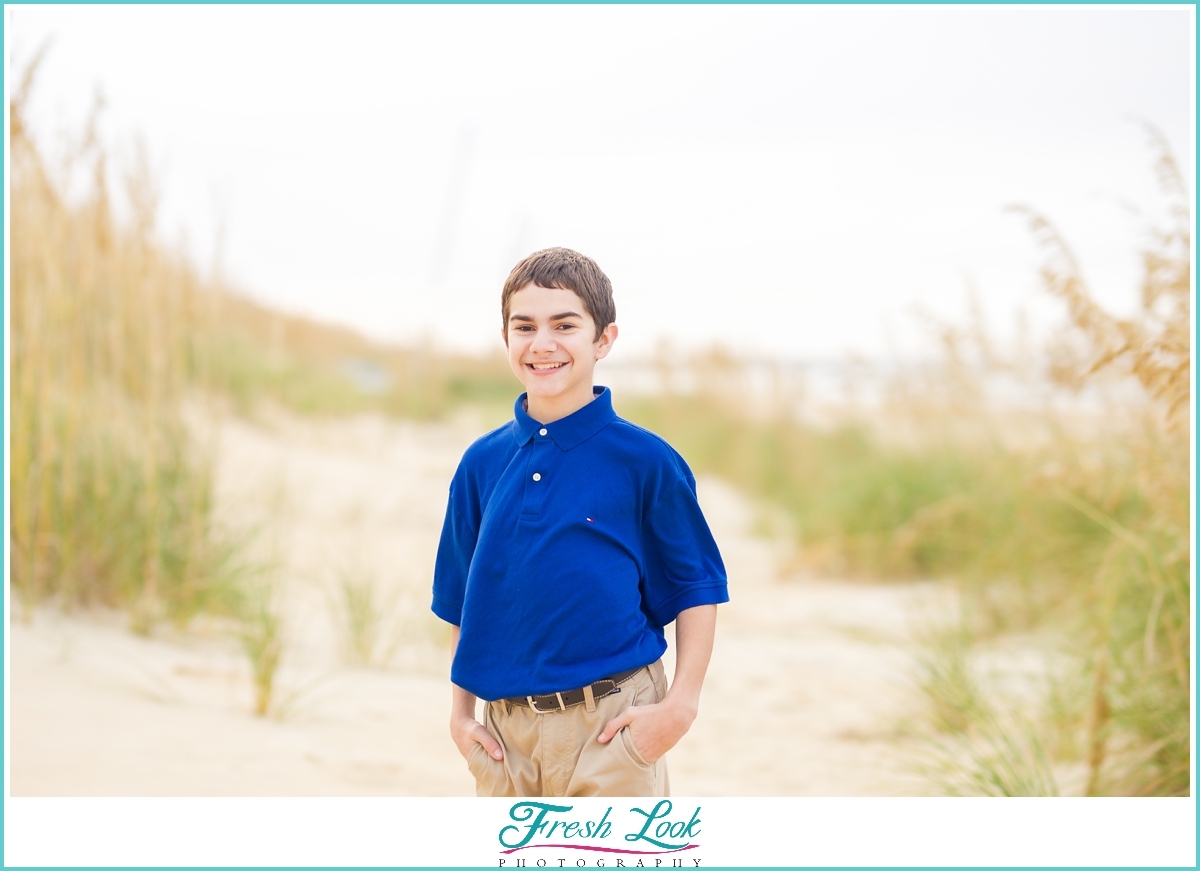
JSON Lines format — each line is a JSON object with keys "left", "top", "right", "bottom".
{"left": 597, "top": 698, "right": 695, "bottom": 763}
{"left": 451, "top": 712, "right": 504, "bottom": 761}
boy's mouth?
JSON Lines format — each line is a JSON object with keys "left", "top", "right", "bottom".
{"left": 527, "top": 362, "right": 566, "bottom": 371}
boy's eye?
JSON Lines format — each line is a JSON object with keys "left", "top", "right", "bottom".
{"left": 509, "top": 322, "right": 580, "bottom": 333}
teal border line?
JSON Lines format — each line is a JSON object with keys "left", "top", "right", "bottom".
{"left": 3, "top": 5, "right": 10, "bottom": 871}
{"left": 0, "top": 1, "right": 1194, "bottom": 4}
{"left": 1, "top": 3, "right": 1195, "bottom": 870}
{"left": 0, "top": 1, "right": 1197, "bottom": 4}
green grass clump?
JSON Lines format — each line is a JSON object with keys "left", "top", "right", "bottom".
{"left": 204, "top": 294, "right": 516, "bottom": 422}
{"left": 328, "top": 565, "right": 396, "bottom": 669}
{"left": 235, "top": 580, "right": 285, "bottom": 718}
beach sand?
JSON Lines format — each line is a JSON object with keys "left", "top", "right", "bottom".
{"left": 10, "top": 409, "right": 946, "bottom": 796}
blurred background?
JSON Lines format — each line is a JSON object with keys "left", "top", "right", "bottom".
{"left": 6, "top": 6, "right": 1192, "bottom": 798}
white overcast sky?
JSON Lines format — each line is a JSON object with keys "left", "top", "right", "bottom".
{"left": 5, "top": 5, "right": 1194, "bottom": 361}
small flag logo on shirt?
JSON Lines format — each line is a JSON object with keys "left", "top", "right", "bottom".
{"left": 586, "top": 517, "right": 594, "bottom": 523}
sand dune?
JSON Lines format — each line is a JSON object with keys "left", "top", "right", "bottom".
{"left": 10, "top": 410, "right": 947, "bottom": 796}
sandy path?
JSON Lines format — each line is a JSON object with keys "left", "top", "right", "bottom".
{"left": 10, "top": 410, "right": 945, "bottom": 796}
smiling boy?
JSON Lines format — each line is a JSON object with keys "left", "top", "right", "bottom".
{"left": 431, "top": 247, "right": 728, "bottom": 797}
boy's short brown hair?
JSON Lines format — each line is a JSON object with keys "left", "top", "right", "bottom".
{"left": 501, "top": 247, "right": 615, "bottom": 341}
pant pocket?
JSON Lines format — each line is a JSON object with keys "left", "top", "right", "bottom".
{"left": 566, "top": 671, "right": 664, "bottom": 797}
{"left": 617, "top": 666, "right": 660, "bottom": 766}
{"left": 466, "top": 741, "right": 488, "bottom": 776}
{"left": 619, "top": 724, "right": 654, "bottom": 768}
{"left": 468, "top": 704, "right": 518, "bottom": 797}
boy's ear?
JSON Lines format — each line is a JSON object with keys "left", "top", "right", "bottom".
{"left": 594, "top": 323, "right": 618, "bottom": 360}
{"left": 500, "top": 325, "right": 508, "bottom": 347}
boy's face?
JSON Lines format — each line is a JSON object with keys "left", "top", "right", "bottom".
{"left": 503, "top": 283, "right": 617, "bottom": 421}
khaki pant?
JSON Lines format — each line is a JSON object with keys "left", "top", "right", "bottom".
{"left": 466, "top": 660, "right": 671, "bottom": 798}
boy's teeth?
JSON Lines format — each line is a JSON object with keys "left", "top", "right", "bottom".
{"left": 531, "top": 363, "right": 564, "bottom": 370}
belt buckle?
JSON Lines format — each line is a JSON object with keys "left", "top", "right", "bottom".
{"left": 526, "top": 692, "right": 565, "bottom": 713}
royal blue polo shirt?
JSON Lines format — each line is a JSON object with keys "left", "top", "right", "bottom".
{"left": 431, "top": 386, "right": 729, "bottom": 702}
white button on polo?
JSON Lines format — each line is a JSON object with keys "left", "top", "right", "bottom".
{"left": 532, "top": 473, "right": 542, "bottom": 481}
{"left": 539, "top": 428, "right": 547, "bottom": 436}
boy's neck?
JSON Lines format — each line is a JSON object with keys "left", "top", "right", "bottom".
{"left": 524, "top": 386, "right": 597, "bottom": 425}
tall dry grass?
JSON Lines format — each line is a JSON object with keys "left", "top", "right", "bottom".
{"left": 7, "top": 56, "right": 512, "bottom": 624}
{"left": 9, "top": 60, "right": 241, "bottom": 631}
{"left": 8, "top": 57, "right": 510, "bottom": 714}
{"left": 621, "top": 129, "right": 1190, "bottom": 796}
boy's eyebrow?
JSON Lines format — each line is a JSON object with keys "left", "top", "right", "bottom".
{"left": 508, "top": 311, "right": 584, "bottom": 323}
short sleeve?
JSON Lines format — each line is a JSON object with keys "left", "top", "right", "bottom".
{"left": 640, "top": 474, "right": 729, "bottom": 627}
{"left": 431, "top": 496, "right": 477, "bottom": 626}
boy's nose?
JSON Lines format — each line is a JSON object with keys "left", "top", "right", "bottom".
{"left": 530, "top": 329, "right": 557, "bottom": 351}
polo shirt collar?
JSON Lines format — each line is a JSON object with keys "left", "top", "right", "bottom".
{"left": 512, "top": 386, "right": 616, "bottom": 450}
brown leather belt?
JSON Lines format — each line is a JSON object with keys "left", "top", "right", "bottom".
{"left": 506, "top": 667, "right": 643, "bottom": 713}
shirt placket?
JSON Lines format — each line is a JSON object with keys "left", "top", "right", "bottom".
{"left": 519, "top": 433, "right": 553, "bottom": 520}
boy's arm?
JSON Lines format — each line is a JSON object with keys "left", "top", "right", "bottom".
{"left": 449, "top": 626, "right": 504, "bottom": 761}
{"left": 596, "top": 603, "right": 717, "bottom": 762}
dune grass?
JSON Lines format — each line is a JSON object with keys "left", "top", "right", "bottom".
{"left": 8, "top": 59, "right": 511, "bottom": 710}
{"left": 619, "top": 128, "right": 1190, "bottom": 796}
{"left": 326, "top": 562, "right": 399, "bottom": 669}
{"left": 623, "top": 382, "right": 1186, "bottom": 798}
{"left": 8, "top": 56, "right": 509, "bottom": 620}
{"left": 233, "top": 578, "right": 286, "bottom": 718}
{"left": 205, "top": 293, "right": 515, "bottom": 422}
{"left": 9, "top": 67, "right": 240, "bottom": 632}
